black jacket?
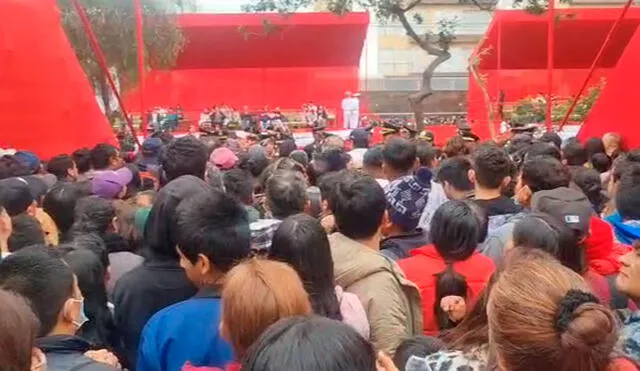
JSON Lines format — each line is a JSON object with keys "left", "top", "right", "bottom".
{"left": 36, "top": 335, "right": 116, "bottom": 371}
{"left": 380, "top": 229, "right": 430, "bottom": 261}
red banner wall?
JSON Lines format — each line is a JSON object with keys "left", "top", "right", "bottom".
{"left": 0, "top": 0, "right": 116, "bottom": 159}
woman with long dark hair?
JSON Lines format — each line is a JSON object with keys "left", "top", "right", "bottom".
{"left": 398, "top": 200, "right": 495, "bottom": 334}
{"left": 269, "top": 214, "right": 369, "bottom": 338}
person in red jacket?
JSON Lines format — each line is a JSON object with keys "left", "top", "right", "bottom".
{"left": 398, "top": 200, "right": 495, "bottom": 335}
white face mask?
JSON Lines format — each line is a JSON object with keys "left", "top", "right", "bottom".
{"left": 70, "top": 298, "right": 89, "bottom": 329}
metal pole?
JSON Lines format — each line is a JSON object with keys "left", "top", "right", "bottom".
{"left": 546, "top": 0, "right": 555, "bottom": 132}
{"left": 134, "top": 0, "right": 147, "bottom": 139}
{"left": 71, "top": 0, "right": 142, "bottom": 147}
{"left": 558, "top": 0, "right": 633, "bottom": 130}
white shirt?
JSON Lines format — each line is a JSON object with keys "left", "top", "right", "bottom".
{"left": 342, "top": 97, "right": 360, "bottom": 111}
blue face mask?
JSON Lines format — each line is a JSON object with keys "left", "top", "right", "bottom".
{"left": 71, "top": 298, "right": 89, "bottom": 328}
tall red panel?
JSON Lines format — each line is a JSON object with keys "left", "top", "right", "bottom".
{"left": 0, "top": 0, "right": 116, "bottom": 159}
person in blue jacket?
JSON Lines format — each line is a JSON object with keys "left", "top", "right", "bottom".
{"left": 136, "top": 191, "right": 252, "bottom": 371}
{"left": 606, "top": 164, "right": 640, "bottom": 244}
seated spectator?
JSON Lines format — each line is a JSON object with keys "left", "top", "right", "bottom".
{"left": 381, "top": 168, "right": 432, "bottom": 260}
{"left": 488, "top": 256, "right": 628, "bottom": 371}
{"left": 0, "top": 248, "right": 119, "bottom": 370}
{"left": 223, "top": 169, "right": 259, "bottom": 223}
{"left": 418, "top": 157, "right": 474, "bottom": 234}
{"left": 329, "top": 173, "right": 422, "bottom": 354}
{"left": 137, "top": 191, "right": 251, "bottom": 371}
{"left": 470, "top": 144, "right": 524, "bottom": 263}
{"left": 606, "top": 164, "right": 640, "bottom": 244}
{"left": 212, "top": 259, "right": 312, "bottom": 370}
{"left": 383, "top": 138, "right": 417, "bottom": 182}
{"left": 362, "top": 145, "right": 389, "bottom": 188}
{"left": 0, "top": 288, "right": 45, "bottom": 371}
{"left": 269, "top": 214, "right": 369, "bottom": 338}
{"left": 399, "top": 200, "right": 495, "bottom": 335}
{"left": 114, "top": 176, "right": 208, "bottom": 366}
{"left": 8, "top": 214, "right": 45, "bottom": 252}
{"left": 162, "top": 136, "right": 208, "bottom": 182}
{"left": 47, "top": 154, "right": 79, "bottom": 182}
{"left": 241, "top": 316, "right": 378, "bottom": 371}
{"left": 91, "top": 168, "right": 133, "bottom": 200}
{"left": 250, "top": 171, "right": 308, "bottom": 251}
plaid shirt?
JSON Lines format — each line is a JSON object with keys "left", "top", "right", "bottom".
{"left": 250, "top": 219, "right": 282, "bottom": 252}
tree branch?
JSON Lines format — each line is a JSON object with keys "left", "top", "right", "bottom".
{"left": 393, "top": 6, "right": 449, "bottom": 57}
{"left": 467, "top": 0, "right": 496, "bottom": 11}
{"left": 402, "top": 0, "right": 423, "bottom": 11}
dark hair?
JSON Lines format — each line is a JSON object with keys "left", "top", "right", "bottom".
{"left": 393, "top": 336, "right": 445, "bottom": 370}
{"left": 72, "top": 148, "right": 92, "bottom": 174}
{"left": 65, "top": 233, "right": 110, "bottom": 271}
{"left": 0, "top": 156, "right": 31, "bottom": 180}
{"left": 584, "top": 137, "right": 605, "bottom": 159}
{"left": 362, "top": 145, "right": 384, "bottom": 169}
{"left": 224, "top": 169, "right": 254, "bottom": 205}
{"left": 176, "top": 191, "right": 250, "bottom": 272}
{"left": 591, "top": 153, "right": 612, "bottom": 174}
{"left": 8, "top": 214, "right": 45, "bottom": 252}
{"left": 289, "top": 150, "right": 309, "bottom": 168}
{"left": 521, "top": 157, "right": 571, "bottom": 194}
{"left": 42, "top": 182, "right": 90, "bottom": 236}
{"left": 573, "top": 168, "right": 607, "bottom": 214}
{"left": 0, "top": 289, "right": 40, "bottom": 371}
{"left": 526, "top": 142, "right": 562, "bottom": 161}
{"left": 61, "top": 248, "right": 116, "bottom": 349}
{"left": 437, "top": 157, "right": 473, "bottom": 192}
{"left": 416, "top": 143, "right": 438, "bottom": 168}
{"left": 430, "top": 200, "right": 486, "bottom": 330}
{"left": 47, "top": 154, "right": 75, "bottom": 181}
{"left": 265, "top": 171, "right": 307, "bottom": 220}
{"left": 90, "top": 143, "right": 118, "bottom": 170}
{"left": 382, "top": 138, "right": 416, "bottom": 174}
{"left": 270, "top": 214, "right": 342, "bottom": 321}
{"left": 317, "top": 170, "right": 352, "bottom": 211}
{"left": 0, "top": 179, "right": 34, "bottom": 216}
{"left": 472, "top": 144, "right": 513, "bottom": 189}
{"left": 333, "top": 173, "right": 386, "bottom": 240}
{"left": 278, "top": 140, "right": 297, "bottom": 158}
{"left": 562, "top": 140, "right": 588, "bottom": 166}
{"left": 539, "top": 132, "right": 563, "bottom": 149}
{"left": 514, "top": 213, "right": 585, "bottom": 274}
{"left": 162, "top": 136, "right": 208, "bottom": 181}
{"left": 616, "top": 164, "right": 640, "bottom": 221}
{"left": 443, "top": 136, "right": 470, "bottom": 158}
{"left": 316, "top": 149, "right": 349, "bottom": 173}
{"left": 67, "top": 196, "right": 115, "bottom": 239}
{"left": 243, "top": 316, "right": 376, "bottom": 371}
{"left": 0, "top": 247, "right": 75, "bottom": 336}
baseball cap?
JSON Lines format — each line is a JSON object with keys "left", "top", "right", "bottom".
{"left": 13, "top": 151, "right": 41, "bottom": 174}
{"left": 91, "top": 168, "right": 133, "bottom": 199}
{"left": 0, "top": 177, "right": 35, "bottom": 216}
{"left": 349, "top": 128, "right": 370, "bottom": 148}
{"left": 142, "top": 138, "right": 163, "bottom": 155}
{"left": 210, "top": 147, "right": 239, "bottom": 171}
{"left": 531, "top": 187, "right": 593, "bottom": 237}
{"left": 385, "top": 167, "right": 433, "bottom": 232}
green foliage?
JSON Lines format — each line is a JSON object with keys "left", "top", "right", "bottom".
{"left": 58, "top": 0, "right": 190, "bottom": 108}
{"left": 508, "top": 80, "right": 604, "bottom": 125}
{"left": 512, "top": 0, "right": 573, "bottom": 14}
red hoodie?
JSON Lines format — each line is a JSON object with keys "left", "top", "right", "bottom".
{"left": 182, "top": 363, "right": 241, "bottom": 371}
{"left": 398, "top": 244, "right": 495, "bottom": 335}
{"left": 585, "top": 217, "right": 632, "bottom": 276}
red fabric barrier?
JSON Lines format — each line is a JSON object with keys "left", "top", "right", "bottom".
{"left": 0, "top": 0, "right": 116, "bottom": 159}
{"left": 578, "top": 29, "right": 640, "bottom": 148}
{"left": 124, "top": 12, "right": 369, "bottom": 127}
{"left": 468, "top": 8, "right": 640, "bottom": 133}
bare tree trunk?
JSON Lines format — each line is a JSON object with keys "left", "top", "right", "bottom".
{"left": 409, "top": 51, "right": 451, "bottom": 132}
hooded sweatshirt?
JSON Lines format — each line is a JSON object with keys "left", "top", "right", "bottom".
{"left": 114, "top": 176, "right": 210, "bottom": 367}
{"left": 329, "top": 232, "right": 423, "bottom": 355}
{"left": 606, "top": 212, "right": 640, "bottom": 245}
{"left": 585, "top": 216, "right": 632, "bottom": 276}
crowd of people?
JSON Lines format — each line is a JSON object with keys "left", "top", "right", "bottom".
{"left": 1, "top": 124, "right": 640, "bottom": 371}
